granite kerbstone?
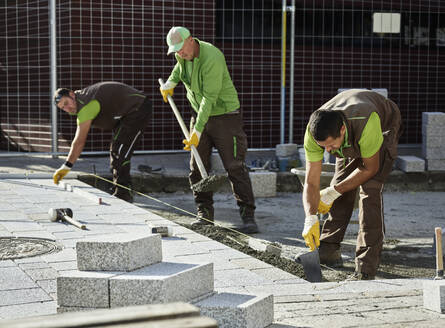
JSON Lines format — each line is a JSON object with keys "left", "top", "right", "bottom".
{"left": 196, "top": 292, "right": 274, "bottom": 328}
{"left": 395, "top": 156, "right": 425, "bottom": 172}
{"left": 76, "top": 233, "right": 162, "bottom": 271}
{"left": 422, "top": 134, "right": 445, "bottom": 149}
{"left": 109, "top": 262, "right": 214, "bottom": 307}
{"left": 249, "top": 171, "right": 276, "bottom": 198}
{"left": 421, "top": 145, "right": 445, "bottom": 159}
{"left": 422, "top": 123, "right": 444, "bottom": 137}
{"left": 275, "top": 143, "right": 298, "bottom": 157}
{"left": 423, "top": 280, "right": 445, "bottom": 313}
{"left": 57, "top": 270, "right": 122, "bottom": 308}
{"left": 422, "top": 111, "right": 445, "bottom": 126}
{"left": 426, "top": 159, "right": 445, "bottom": 171}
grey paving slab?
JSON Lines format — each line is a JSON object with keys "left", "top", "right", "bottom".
{"left": 39, "top": 248, "right": 77, "bottom": 263}
{"left": 0, "top": 260, "right": 16, "bottom": 267}
{"left": 109, "top": 262, "right": 214, "bottom": 307}
{"left": 161, "top": 238, "right": 211, "bottom": 257}
{"left": 277, "top": 312, "right": 385, "bottom": 327}
{"left": 191, "top": 240, "right": 231, "bottom": 251}
{"left": 214, "top": 268, "right": 273, "bottom": 288}
{"left": 174, "top": 232, "right": 213, "bottom": 242}
{"left": 36, "top": 279, "right": 57, "bottom": 295}
{"left": 17, "top": 262, "right": 51, "bottom": 270}
{"left": 171, "top": 253, "right": 239, "bottom": 271}
{"left": 229, "top": 258, "right": 274, "bottom": 270}
{"left": 24, "top": 267, "right": 59, "bottom": 281}
{"left": 0, "top": 288, "right": 52, "bottom": 306}
{"left": 76, "top": 233, "right": 162, "bottom": 271}
{"left": 251, "top": 267, "right": 304, "bottom": 283}
{"left": 210, "top": 248, "right": 251, "bottom": 261}
{"left": 49, "top": 261, "right": 78, "bottom": 272}
{"left": 0, "top": 301, "right": 56, "bottom": 320}
{"left": 13, "top": 231, "right": 56, "bottom": 240}
{"left": 0, "top": 220, "right": 42, "bottom": 232}
{"left": 0, "top": 267, "right": 38, "bottom": 290}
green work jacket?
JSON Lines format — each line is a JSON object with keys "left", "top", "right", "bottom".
{"left": 168, "top": 39, "right": 240, "bottom": 132}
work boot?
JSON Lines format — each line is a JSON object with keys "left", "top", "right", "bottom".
{"left": 346, "top": 271, "right": 375, "bottom": 281}
{"left": 112, "top": 187, "right": 134, "bottom": 203}
{"left": 319, "top": 246, "right": 343, "bottom": 268}
{"left": 236, "top": 217, "right": 259, "bottom": 234}
{"left": 191, "top": 207, "right": 214, "bottom": 226}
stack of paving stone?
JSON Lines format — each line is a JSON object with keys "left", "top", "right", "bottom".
{"left": 57, "top": 233, "right": 274, "bottom": 328}
{"left": 422, "top": 112, "right": 445, "bottom": 171}
{"left": 275, "top": 143, "right": 299, "bottom": 171}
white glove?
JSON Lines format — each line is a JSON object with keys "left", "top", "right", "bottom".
{"left": 318, "top": 186, "right": 342, "bottom": 214}
{"left": 302, "top": 214, "right": 320, "bottom": 251}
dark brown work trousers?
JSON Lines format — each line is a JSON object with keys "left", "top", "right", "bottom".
{"left": 189, "top": 112, "right": 255, "bottom": 219}
{"left": 110, "top": 97, "right": 152, "bottom": 190}
{"left": 320, "top": 138, "right": 401, "bottom": 276}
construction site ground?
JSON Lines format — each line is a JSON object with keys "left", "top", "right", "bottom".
{"left": 0, "top": 151, "right": 445, "bottom": 327}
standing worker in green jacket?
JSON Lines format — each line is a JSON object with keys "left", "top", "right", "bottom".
{"left": 52, "top": 81, "right": 152, "bottom": 203}
{"left": 301, "top": 89, "right": 402, "bottom": 280}
{"left": 160, "top": 26, "right": 258, "bottom": 234}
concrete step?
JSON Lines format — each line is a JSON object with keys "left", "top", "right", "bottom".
{"left": 57, "top": 261, "right": 214, "bottom": 309}
{"left": 195, "top": 292, "right": 274, "bottom": 328}
{"left": 76, "top": 233, "right": 162, "bottom": 271}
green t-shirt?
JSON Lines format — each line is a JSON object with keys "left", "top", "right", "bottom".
{"left": 304, "top": 112, "right": 383, "bottom": 162}
{"left": 76, "top": 100, "right": 100, "bottom": 125}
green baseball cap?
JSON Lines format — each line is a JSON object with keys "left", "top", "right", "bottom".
{"left": 166, "top": 26, "right": 191, "bottom": 55}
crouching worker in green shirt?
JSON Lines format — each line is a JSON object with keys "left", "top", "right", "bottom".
{"left": 52, "top": 81, "right": 152, "bottom": 203}
{"left": 301, "top": 89, "right": 402, "bottom": 280}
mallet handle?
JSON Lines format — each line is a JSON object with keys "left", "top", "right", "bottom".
{"left": 63, "top": 214, "right": 86, "bottom": 230}
{"left": 158, "top": 78, "right": 208, "bottom": 179}
{"left": 435, "top": 227, "right": 444, "bottom": 278}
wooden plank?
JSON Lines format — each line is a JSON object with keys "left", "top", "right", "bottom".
{"left": 0, "top": 303, "right": 200, "bottom": 328}
{"left": 101, "top": 317, "right": 218, "bottom": 328}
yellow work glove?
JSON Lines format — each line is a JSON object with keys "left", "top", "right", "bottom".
{"left": 318, "top": 186, "right": 342, "bottom": 214}
{"left": 302, "top": 214, "right": 320, "bottom": 251}
{"left": 159, "top": 80, "right": 177, "bottom": 103}
{"left": 53, "top": 164, "right": 71, "bottom": 185}
{"left": 182, "top": 129, "right": 201, "bottom": 151}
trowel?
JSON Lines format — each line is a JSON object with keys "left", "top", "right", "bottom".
{"left": 295, "top": 235, "right": 322, "bottom": 283}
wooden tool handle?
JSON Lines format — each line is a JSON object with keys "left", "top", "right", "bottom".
{"left": 435, "top": 227, "right": 444, "bottom": 274}
{"left": 158, "top": 78, "right": 208, "bottom": 179}
{"left": 63, "top": 214, "right": 86, "bottom": 230}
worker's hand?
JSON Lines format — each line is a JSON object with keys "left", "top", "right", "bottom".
{"left": 53, "top": 164, "right": 71, "bottom": 185}
{"left": 182, "top": 129, "right": 201, "bottom": 151}
{"left": 318, "top": 186, "right": 342, "bottom": 214}
{"left": 159, "top": 80, "right": 177, "bottom": 103}
{"left": 302, "top": 214, "right": 320, "bottom": 251}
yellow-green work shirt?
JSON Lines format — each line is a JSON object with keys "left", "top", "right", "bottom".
{"left": 304, "top": 112, "right": 384, "bottom": 162}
